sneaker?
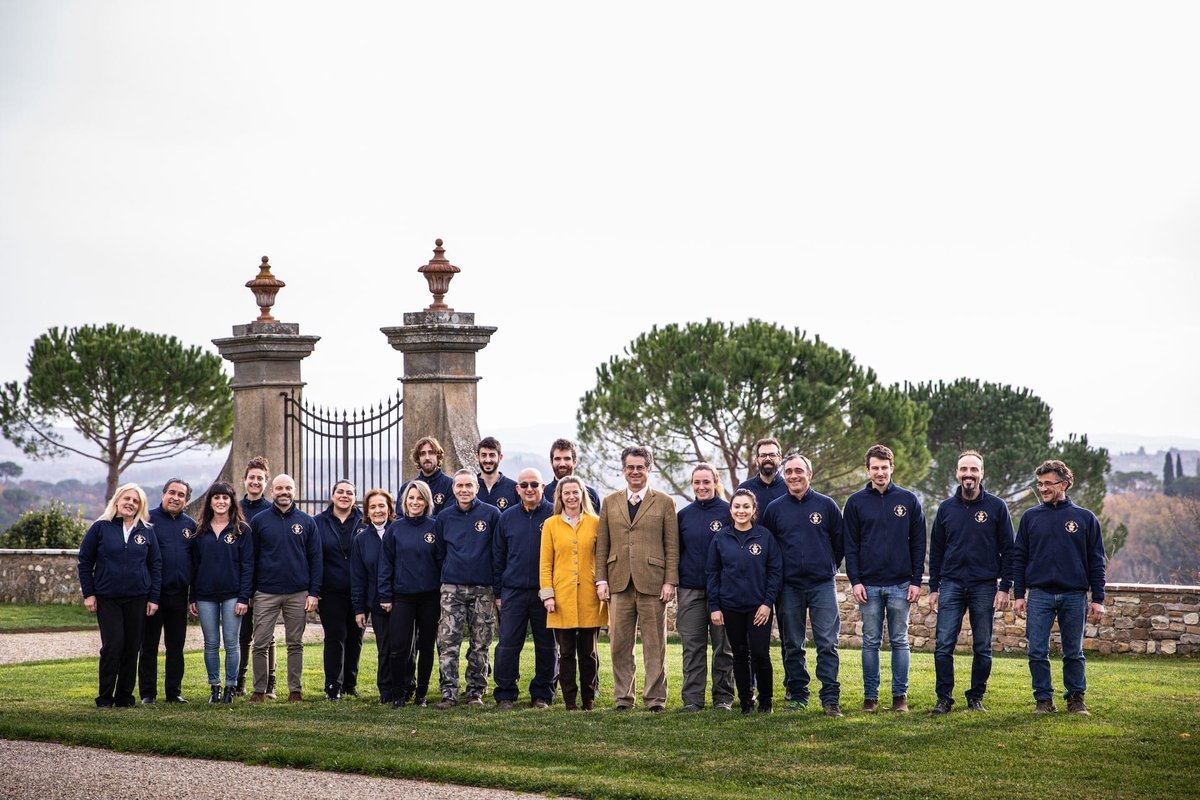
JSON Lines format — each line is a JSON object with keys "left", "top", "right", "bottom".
{"left": 966, "top": 698, "right": 987, "bottom": 712}
{"left": 713, "top": 702, "right": 733, "bottom": 711}
{"left": 1033, "top": 699, "right": 1057, "bottom": 714}
{"left": 140, "top": 696, "right": 155, "bottom": 705}
{"left": 436, "top": 698, "right": 457, "bottom": 710}
{"left": 648, "top": 705, "right": 666, "bottom": 713}
{"left": 343, "top": 689, "right": 360, "bottom": 699}
{"left": 930, "top": 698, "right": 953, "bottom": 715}
{"left": 582, "top": 700, "right": 595, "bottom": 711}
{"left": 412, "top": 697, "right": 428, "bottom": 708}
{"left": 265, "top": 677, "right": 278, "bottom": 701}
{"left": 823, "top": 704, "right": 844, "bottom": 718}
{"left": 891, "top": 695, "right": 909, "bottom": 713}
{"left": 497, "top": 700, "right": 515, "bottom": 710}
{"left": 467, "top": 696, "right": 485, "bottom": 708}
{"left": 680, "top": 704, "right": 702, "bottom": 713}
{"left": 862, "top": 699, "right": 879, "bottom": 713}
{"left": 1066, "top": 695, "right": 1090, "bottom": 716}
{"left": 785, "top": 699, "right": 808, "bottom": 712}
{"left": 249, "top": 692, "right": 266, "bottom": 703}
{"left": 233, "top": 681, "right": 246, "bottom": 697}
{"left": 531, "top": 699, "right": 550, "bottom": 709}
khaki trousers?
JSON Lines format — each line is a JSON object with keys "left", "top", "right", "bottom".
{"left": 608, "top": 587, "right": 668, "bottom": 708}
{"left": 253, "top": 591, "right": 307, "bottom": 694}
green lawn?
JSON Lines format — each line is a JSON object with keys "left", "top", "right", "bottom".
{"left": 0, "top": 602, "right": 98, "bottom": 632}
{"left": 0, "top": 640, "right": 1195, "bottom": 800}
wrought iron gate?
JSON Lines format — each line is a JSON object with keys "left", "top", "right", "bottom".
{"left": 281, "top": 390, "right": 404, "bottom": 515}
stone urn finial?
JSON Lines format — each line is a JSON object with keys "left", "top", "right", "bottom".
{"left": 417, "top": 238, "right": 461, "bottom": 312}
{"left": 245, "top": 255, "right": 286, "bottom": 323}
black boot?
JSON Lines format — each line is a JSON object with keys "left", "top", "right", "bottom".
{"left": 222, "top": 686, "right": 234, "bottom": 704}
{"left": 209, "top": 685, "right": 222, "bottom": 704}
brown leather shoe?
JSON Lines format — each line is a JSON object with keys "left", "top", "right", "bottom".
{"left": 1034, "top": 699, "right": 1057, "bottom": 714}
{"left": 891, "top": 695, "right": 909, "bottom": 713}
{"left": 823, "top": 704, "right": 844, "bottom": 718}
{"left": 248, "top": 692, "right": 266, "bottom": 704}
{"left": 1066, "top": 694, "right": 1090, "bottom": 715}
{"left": 862, "top": 699, "right": 879, "bottom": 713}
{"left": 287, "top": 691, "right": 302, "bottom": 703}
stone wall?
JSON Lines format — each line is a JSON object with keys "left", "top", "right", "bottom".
{"left": 0, "top": 551, "right": 82, "bottom": 604}
{"left": 5, "top": 550, "right": 1197, "bottom": 656}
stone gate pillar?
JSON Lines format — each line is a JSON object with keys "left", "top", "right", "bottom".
{"left": 381, "top": 239, "right": 496, "bottom": 475}
{"left": 212, "top": 256, "right": 320, "bottom": 488}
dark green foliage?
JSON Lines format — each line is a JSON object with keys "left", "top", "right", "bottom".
{"left": 1165, "top": 475, "right": 1200, "bottom": 500}
{"left": 577, "top": 319, "right": 930, "bottom": 500}
{"left": 0, "top": 499, "right": 88, "bottom": 548}
{"left": 1107, "top": 471, "right": 1160, "bottom": 494}
{"left": 906, "top": 379, "right": 1052, "bottom": 505}
{"left": 0, "top": 324, "right": 233, "bottom": 497}
{"left": 1164, "top": 451, "right": 1175, "bottom": 486}
{"left": 0, "top": 461, "right": 22, "bottom": 481}
{"left": 1176, "top": 452, "right": 1184, "bottom": 481}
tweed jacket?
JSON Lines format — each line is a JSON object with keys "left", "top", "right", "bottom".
{"left": 595, "top": 488, "right": 680, "bottom": 594}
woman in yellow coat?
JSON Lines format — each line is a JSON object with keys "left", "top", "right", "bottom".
{"left": 540, "top": 475, "right": 608, "bottom": 711}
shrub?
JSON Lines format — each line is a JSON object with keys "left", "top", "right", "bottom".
{"left": 0, "top": 500, "right": 88, "bottom": 549}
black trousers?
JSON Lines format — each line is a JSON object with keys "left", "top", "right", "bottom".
{"left": 389, "top": 590, "right": 439, "bottom": 701}
{"left": 237, "top": 600, "right": 275, "bottom": 688}
{"left": 371, "top": 609, "right": 394, "bottom": 701}
{"left": 318, "top": 592, "right": 363, "bottom": 695}
{"left": 138, "top": 589, "right": 188, "bottom": 699}
{"left": 554, "top": 627, "right": 600, "bottom": 707}
{"left": 96, "top": 596, "right": 146, "bottom": 706}
{"left": 723, "top": 607, "right": 774, "bottom": 710}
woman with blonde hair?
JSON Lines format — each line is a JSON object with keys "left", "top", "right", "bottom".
{"left": 77, "top": 483, "right": 162, "bottom": 708}
{"left": 539, "top": 475, "right": 607, "bottom": 711}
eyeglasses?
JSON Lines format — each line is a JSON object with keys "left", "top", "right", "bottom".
{"left": 518, "top": 481, "right": 541, "bottom": 489}
{"left": 623, "top": 465, "right": 648, "bottom": 472}
{"left": 757, "top": 452, "right": 781, "bottom": 460}
{"left": 1035, "top": 479, "right": 1065, "bottom": 489}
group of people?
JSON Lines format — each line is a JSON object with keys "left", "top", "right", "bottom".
{"left": 76, "top": 435, "right": 1106, "bottom": 717}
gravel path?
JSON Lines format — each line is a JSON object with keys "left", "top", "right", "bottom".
{"left": 0, "top": 739, "right": 564, "bottom": 800}
{"left": 1, "top": 630, "right": 574, "bottom": 800}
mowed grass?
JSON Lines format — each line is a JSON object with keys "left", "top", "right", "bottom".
{"left": 0, "top": 602, "right": 98, "bottom": 632}
{"left": 0, "top": 638, "right": 1196, "bottom": 800}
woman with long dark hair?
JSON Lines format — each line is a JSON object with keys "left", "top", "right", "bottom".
{"left": 78, "top": 483, "right": 161, "bottom": 708}
{"left": 351, "top": 488, "right": 396, "bottom": 703}
{"left": 190, "top": 481, "right": 254, "bottom": 704}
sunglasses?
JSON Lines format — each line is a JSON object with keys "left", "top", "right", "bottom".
{"left": 518, "top": 481, "right": 541, "bottom": 489}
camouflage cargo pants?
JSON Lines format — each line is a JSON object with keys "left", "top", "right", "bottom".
{"left": 437, "top": 583, "right": 495, "bottom": 701}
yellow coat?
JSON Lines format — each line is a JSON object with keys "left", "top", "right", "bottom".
{"left": 539, "top": 512, "right": 608, "bottom": 629}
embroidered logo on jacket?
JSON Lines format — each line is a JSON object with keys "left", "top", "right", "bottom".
{"left": 894, "top": 505, "right": 907, "bottom": 518}
{"left": 434, "top": 493, "right": 446, "bottom": 506}
{"left": 1065, "top": 521, "right": 1079, "bottom": 533}
{"left": 182, "top": 528, "right": 195, "bottom": 539}
{"left": 424, "top": 532, "right": 436, "bottom": 544}
{"left": 709, "top": 520, "right": 723, "bottom": 532}
{"left": 474, "top": 520, "right": 489, "bottom": 533}
{"left": 809, "top": 512, "right": 823, "bottom": 525}
{"left": 224, "top": 532, "right": 237, "bottom": 544}
{"left": 497, "top": 498, "right": 509, "bottom": 509}
{"left": 291, "top": 523, "right": 304, "bottom": 535}
{"left": 133, "top": 533, "right": 147, "bottom": 545}
{"left": 748, "top": 543, "right": 763, "bottom": 556}
{"left": 974, "top": 511, "right": 989, "bottom": 524}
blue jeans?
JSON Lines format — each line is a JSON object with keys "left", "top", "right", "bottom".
{"left": 934, "top": 580, "right": 996, "bottom": 703}
{"left": 860, "top": 583, "right": 912, "bottom": 700}
{"left": 1024, "top": 588, "right": 1088, "bottom": 701}
{"left": 776, "top": 581, "right": 841, "bottom": 705}
{"left": 197, "top": 598, "right": 242, "bottom": 687}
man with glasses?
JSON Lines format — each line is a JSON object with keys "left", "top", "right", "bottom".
{"left": 595, "top": 445, "right": 680, "bottom": 712}
{"left": 1012, "top": 460, "right": 1106, "bottom": 715}
{"left": 139, "top": 479, "right": 195, "bottom": 704}
{"left": 928, "top": 451, "right": 1014, "bottom": 714}
{"left": 492, "top": 468, "right": 557, "bottom": 709}
{"left": 738, "top": 438, "right": 787, "bottom": 513}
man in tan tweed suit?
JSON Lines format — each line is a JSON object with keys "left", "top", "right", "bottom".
{"left": 595, "top": 445, "right": 680, "bottom": 711}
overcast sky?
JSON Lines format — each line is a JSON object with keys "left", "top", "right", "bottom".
{"left": 2, "top": 1, "right": 1198, "bottom": 464}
